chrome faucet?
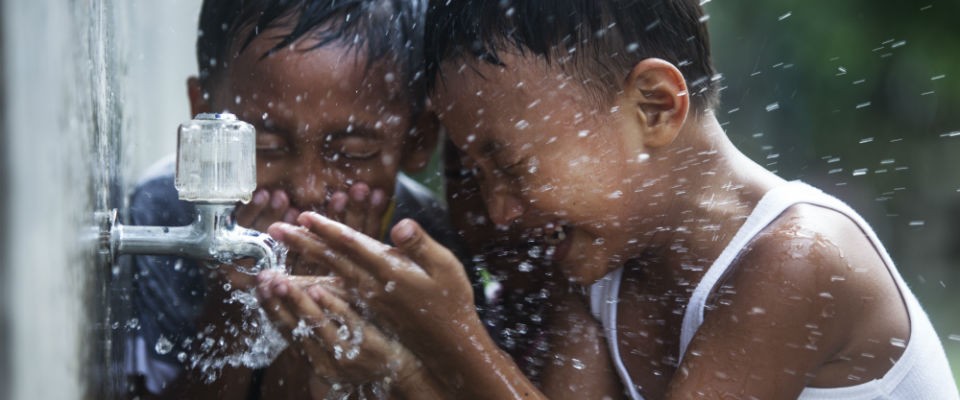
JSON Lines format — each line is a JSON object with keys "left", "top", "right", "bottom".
{"left": 99, "top": 113, "right": 284, "bottom": 271}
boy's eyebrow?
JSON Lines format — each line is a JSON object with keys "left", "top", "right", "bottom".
{"left": 480, "top": 140, "right": 501, "bottom": 157}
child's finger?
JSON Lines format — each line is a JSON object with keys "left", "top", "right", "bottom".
{"left": 297, "top": 212, "right": 408, "bottom": 283}
{"left": 365, "top": 188, "right": 388, "bottom": 240}
{"left": 343, "top": 183, "right": 371, "bottom": 235}
{"left": 235, "top": 189, "right": 270, "bottom": 227}
{"left": 327, "top": 191, "right": 349, "bottom": 222}
{"left": 282, "top": 207, "right": 300, "bottom": 224}
{"left": 257, "top": 190, "right": 291, "bottom": 230}
{"left": 277, "top": 276, "right": 328, "bottom": 328}
{"left": 256, "top": 273, "right": 300, "bottom": 333}
{"left": 269, "top": 219, "right": 379, "bottom": 286}
{"left": 288, "top": 275, "right": 346, "bottom": 298}
{"left": 306, "top": 285, "right": 377, "bottom": 349}
{"left": 391, "top": 218, "right": 462, "bottom": 277}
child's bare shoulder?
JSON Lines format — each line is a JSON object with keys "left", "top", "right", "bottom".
{"left": 738, "top": 203, "right": 899, "bottom": 300}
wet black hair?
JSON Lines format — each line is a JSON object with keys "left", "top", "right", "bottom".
{"left": 425, "top": 0, "right": 720, "bottom": 111}
{"left": 197, "top": 0, "right": 426, "bottom": 104}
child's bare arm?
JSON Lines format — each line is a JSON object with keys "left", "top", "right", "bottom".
{"left": 665, "top": 207, "right": 906, "bottom": 399}
{"left": 270, "top": 213, "right": 550, "bottom": 399}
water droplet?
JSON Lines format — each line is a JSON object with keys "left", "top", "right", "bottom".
{"left": 234, "top": 95, "right": 242, "bottom": 105}
{"left": 518, "top": 261, "right": 534, "bottom": 273}
{"left": 571, "top": 358, "right": 585, "bottom": 370}
{"left": 748, "top": 307, "right": 766, "bottom": 315}
{"left": 578, "top": 130, "right": 590, "bottom": 138}
{"left": 909, "top": 220, "right": 925, "bottom": 227}
{"left": 155, "top": 335, "right": 174, "bottom": 355}
{"left": 337, "top": 324, "right": 350, "bottom": 341}
{"left": 765, "top": 102, "right": 780, "bottom": 112}
{"left": 384, "top": 281, "right": 396, "bottom": 292}
{"left": 890, "top": 337, "right": 907, "bottom": 348}
{"left": 948, "top": 334, "right": 960, "bottom": 342}
{"left": 346, "top": 346, "right": 360, "bottom": 360}
{"left": 177, "top": 352, "right": 187, "bottom": 362}
{"left": 515, "top": 120, "right": 530, "bottom": 130}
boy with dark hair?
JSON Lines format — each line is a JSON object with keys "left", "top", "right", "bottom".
{"left": 264, "top": 0, "right": 959, "bottom": 398}
{"left": 124, "top": 0, "right": 453, "bottom": 398}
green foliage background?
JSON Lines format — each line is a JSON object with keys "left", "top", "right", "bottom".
{"left": 706, "top": 0, "right": 960, "bottom": 381}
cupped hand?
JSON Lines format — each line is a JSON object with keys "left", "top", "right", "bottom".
{"left": 325, "top": 182, "right": 389, "bottom": 240}
{"left": 236, "top": 189, "right": 301, "bottom": 233}
{"left": 254, "top": 270, "right": 424, "bottom": 390}
{"left": 266, "top": 213, "right": 481, "bottom": 357}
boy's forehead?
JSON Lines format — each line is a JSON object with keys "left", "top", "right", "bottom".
{"left": 224, "top": 27, "right": 406, "bottom": 103}
{"left": 433, "top": 53, "right": 592, "bottom": 126}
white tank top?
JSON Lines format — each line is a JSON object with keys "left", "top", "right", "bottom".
{"left": 589, "top": 181, "right": 959, "bottom": 399}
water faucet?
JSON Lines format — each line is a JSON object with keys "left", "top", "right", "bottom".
{"left": 99, "top": 113, "right": 284, "bottom": 271}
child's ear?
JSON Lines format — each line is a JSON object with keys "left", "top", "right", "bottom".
{"left": 187, "top": 76, "right": 212, "bottom": 117}
{"left": 619, "top": 58, "right": 689, "bottom": 149}
{"left": 400, "top": 111, "right": 441, "bottom": 174}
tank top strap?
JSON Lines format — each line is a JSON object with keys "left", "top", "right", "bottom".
{"left": 678, "top": 181, "right": 829, "bottom": 361}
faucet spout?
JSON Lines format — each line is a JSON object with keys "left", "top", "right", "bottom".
{"left": 108, "top": 203, "right": 285, "bottom": 272}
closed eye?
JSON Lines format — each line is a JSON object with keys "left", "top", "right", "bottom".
{"left": 324, "top": 133, "right": 383, "bottom": 161}
{"left": 256, "top": 131, "right": 291, "bottom": 156}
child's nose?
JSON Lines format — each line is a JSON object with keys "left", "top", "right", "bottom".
{"left": 485, "top": 187, "right": 525, "bottom": 227}
{"left": 286, "top": 166, "right": 333, "bottom": 211}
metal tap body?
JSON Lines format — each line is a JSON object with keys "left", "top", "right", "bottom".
{"left": 110, "top": 203, "right": 281, "bottom": 271}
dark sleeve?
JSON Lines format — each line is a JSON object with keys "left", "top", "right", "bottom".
{"left": 388, "top": 174, "right": 467, "bottom": 255}
{"left": 123, "top": 173, "right": 207, "bottom": 366}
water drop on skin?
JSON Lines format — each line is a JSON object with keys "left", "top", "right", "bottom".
{"left": 337, "top": 324, "right": 350, "bottom": 341}
{"left": 571, "top": 358, "right": 585, "bottom": 370}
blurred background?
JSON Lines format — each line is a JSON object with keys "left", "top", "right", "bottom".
{"left": 707, "top": 0, "right": 960, "bottom": 384}
{"left": 0, "top": 0, "right": 957, "bottom": 398}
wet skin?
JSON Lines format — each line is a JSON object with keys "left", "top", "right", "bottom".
{"left": 429, "top": 52, "right": 910, "bottom": 398}
{"left": 191, "top": 34, "right": 417, "bottom": 241}
{"left": 257, "top": 49, "right": 911, "bottom": 399}
{"left": 170, "top": 24, "right": 438, "bottom": 399}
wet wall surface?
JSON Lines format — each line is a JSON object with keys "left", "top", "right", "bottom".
{"left": 0, "top": 7, "right": 9, "bottom": 399}
{"left": 3, "top": 0, "right": 125, "bottom": 398}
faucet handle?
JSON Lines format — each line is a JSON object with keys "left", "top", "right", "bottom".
{"left": 175, "top": 113, "right": 257, "bottom": 203}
